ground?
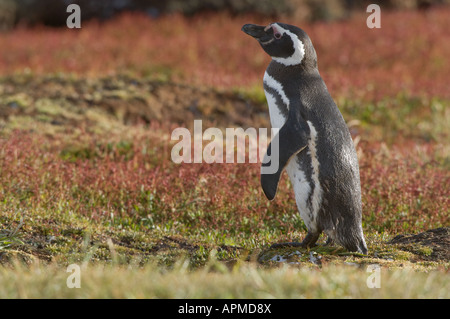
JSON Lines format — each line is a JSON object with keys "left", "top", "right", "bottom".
{"left": 390, "top": 227, "right": 449, "bottom": 261}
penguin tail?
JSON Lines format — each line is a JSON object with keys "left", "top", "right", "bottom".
{"left": 358, "top": 241, "right": 368, "bottom": 255}
{"left": 337, "top": 232, "right": 368, "bottom": 255}
{"left": 351, "top": 236, "right": 368, "bottom": 255}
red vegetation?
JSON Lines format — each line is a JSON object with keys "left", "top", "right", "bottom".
{"left": 0, "top": 130, "right": 447, "bottom": 236}
{"left": 1, "top": 8, "right": 449, "bottom": 99}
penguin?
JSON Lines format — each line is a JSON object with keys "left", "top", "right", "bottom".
{"left": 242, "top": 23, "right": 368, "bottom": 254}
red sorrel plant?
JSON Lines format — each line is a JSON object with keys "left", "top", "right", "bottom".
{"left": 1, "top": 128, "right": 447, "bottom": 242}
{"left": 0, "top": 8, "right": 449, "bottom": 99}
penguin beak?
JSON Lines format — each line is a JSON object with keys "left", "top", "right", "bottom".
{"left": 241, "top": 24, "right": 267, "bottom": 39}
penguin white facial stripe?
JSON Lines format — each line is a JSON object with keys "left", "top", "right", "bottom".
{"left": 306, "top": 121, "right": 323, "bottom": 219}
{"left": 271, "top": 23, "right": 305, "bottom": 66}
{"left": 263, "top": 72, "right": 290, "bottom": 109}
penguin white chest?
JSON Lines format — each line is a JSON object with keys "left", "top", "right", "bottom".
{"left": 263, "top": 72, "right": 321, "bottom": 232}
{"left": 263, "top": 72, "right": 289, "bottom": 129}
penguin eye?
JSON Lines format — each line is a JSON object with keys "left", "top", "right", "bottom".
{"left": 274, "top": 32, "right": 282, "bottom": 39}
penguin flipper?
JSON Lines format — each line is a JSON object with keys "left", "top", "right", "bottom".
{"left": 261, "top": 118, "right": 309, "bottom": 200}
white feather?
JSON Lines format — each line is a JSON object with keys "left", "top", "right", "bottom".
{"left": 263, "top": 71, "right": 290, "bottom": 114}
{"left": 285, "top": 160, "right": 314, "bottom": 231}
{"left": 306, "top": 121, "right": 323, "bottom": 222}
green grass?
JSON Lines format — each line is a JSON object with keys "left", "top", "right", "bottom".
{"left": 0, "top": 259, "right": 448, "bottom": 298}
{"left": 0, "top": 216, "right": 24, "bottom": 251}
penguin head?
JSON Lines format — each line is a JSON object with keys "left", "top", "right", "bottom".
{"left": 242, "top": 23, "right": 317, "bottom": 69}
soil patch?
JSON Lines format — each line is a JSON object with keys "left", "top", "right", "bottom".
{"left": 0, "top": 74, "right": 269, "bottom": 129}
{"left": 389, "top": 227, "right": 449, "bottom": 261}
